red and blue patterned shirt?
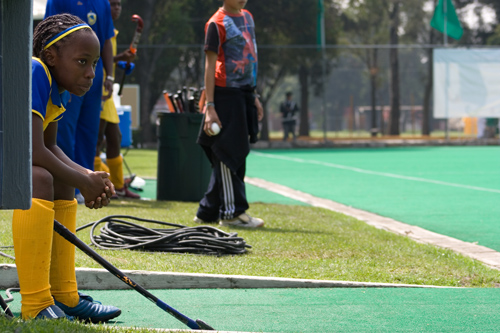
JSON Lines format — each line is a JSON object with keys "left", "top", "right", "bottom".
{"left": 205, "top": 8, "right": 258, "bottom": 89}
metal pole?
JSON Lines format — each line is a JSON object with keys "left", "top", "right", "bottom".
{"left": 444, "top": 0, "right": 449, "bottom": 140}
{"left": 444, "top": 0, "right": 448, "bottom": 46}
{"left": 320, "top": 0, "right": 327, "bottom": 143}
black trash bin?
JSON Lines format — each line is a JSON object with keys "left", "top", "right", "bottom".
{"left": 156, "top": 112, "right": 211, "bottom": 202}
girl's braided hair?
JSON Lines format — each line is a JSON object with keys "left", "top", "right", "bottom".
{"left": 33, "top": 13, "right": 88, "bottom": 60}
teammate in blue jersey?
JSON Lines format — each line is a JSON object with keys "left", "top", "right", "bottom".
{"left": 45, "top": 0, "right": 115, "bottom": 203}
{"left": 12, "top": 13, "right": 121, "bottom": 322}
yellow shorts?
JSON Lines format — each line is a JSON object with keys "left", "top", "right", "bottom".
{"left": 100, "top": 94, "right": 120, "bottom": 124}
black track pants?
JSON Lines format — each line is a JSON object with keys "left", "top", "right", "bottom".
{"left": 196, "top": 151, "right": 248, "bottom": 222}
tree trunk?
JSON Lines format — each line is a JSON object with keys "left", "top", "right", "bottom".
{"left": 258, "top": 67, "right": 286, "bottom": 141}
{"left": 138, "top": 74, "right": 154, "bottom": 145}
{"left": 299, "top": 65, "right": 310, "bottom": 137}
{"left": 133, "top": 0, "right": 158, "bottom": 145}
{"left": 389, "top": 2, "right": 400, "bottom": 136}
{"left": 260, "top": 100, "right": 269, "bottom": 141}
{"left": 422, "top": 47, "right": 434, "bottom": 136}
{"left": 422, "top": 0, "right": 436, "bottom": 136}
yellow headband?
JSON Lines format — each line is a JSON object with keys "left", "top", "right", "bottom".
{"left": 44, "top": 23, "right": 91, "bottom": 50}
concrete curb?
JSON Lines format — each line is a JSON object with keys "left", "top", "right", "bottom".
{"left": 0, "top": 264, "right": 453, "bottom": 290}
{"left": 245, "top": 177, "right": 500, "bottom": 271}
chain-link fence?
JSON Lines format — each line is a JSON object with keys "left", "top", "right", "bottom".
{"left": 126, "top": 44, "right": 498, "bottom": 144}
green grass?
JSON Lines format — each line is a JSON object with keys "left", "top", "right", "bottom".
{"left": 0, "top": 316, "right": 180, "bottom": 333}
{"left": 1, "top": 199, "right": 498, "bottom": 287}
{"left": 2, "top": 148, "right": 500, "bottom": 331}
{"left": 122, "top": 149, "right": 157, "bottom": 178}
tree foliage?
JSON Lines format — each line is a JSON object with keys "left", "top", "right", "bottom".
{"left": 341, "top": 0, "right": 428, "bottom": 135}
{"left": 116, "top": 0, "right": 341, "bottom": 142}
{"left": 248, "top": 0, "right": 341, "bottom": 138}
{"left": 116, "top": 0, "right": 213, "bottom": 144}
{"left": 112, "top": 0, "right": 499, "bottom": 143}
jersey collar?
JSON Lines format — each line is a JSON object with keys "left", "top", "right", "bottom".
{"left": 50, "top": 80, "right": 70, "bottom": 108}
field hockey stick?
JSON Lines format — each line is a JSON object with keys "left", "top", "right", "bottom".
{"left": 188, "top": 87, "right": 199, "bottom": 113}
{"left": 163, "top": 90, "right": 177, "bottom": 113}
{"left": 118, "top": 14, "right": 143, "bottom": 96}
{"left": 53, "top": 219, "right": 214, "bottom": 330}
{"left": 0, "top": 294, "right": 13, "bottom": 319}
{"left": 174, "top": 94, "right": 184, "bottom": 113}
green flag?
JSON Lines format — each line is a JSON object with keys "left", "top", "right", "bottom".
{"left": 430, "top": 0, "right": 463, "bottom": 40}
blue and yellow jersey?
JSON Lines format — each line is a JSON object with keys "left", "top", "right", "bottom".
{"left": 100, "top": 29, "right": 120, "bottom": 124}
{"left": 32, "top": 57, "right": 69, "bottom": 131}
{"left": 45, "top": 0, "right": 114, "bottom": 53}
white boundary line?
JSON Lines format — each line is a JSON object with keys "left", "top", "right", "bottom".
{"left": 245, "top": 176, "right": 500, "bottom": 271}
{"left": 251, "top": 151, "right": 500, "bottom": 194}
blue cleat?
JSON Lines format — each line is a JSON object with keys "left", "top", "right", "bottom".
{"left": 34, "top": 304, "right": 73, "bottom": 320}
{"left": 54, "top": 293, "right": 121, "bottom": 323}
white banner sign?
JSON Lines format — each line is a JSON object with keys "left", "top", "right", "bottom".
{"left": 433, "top": 48, "right": 500, "bottom": 118}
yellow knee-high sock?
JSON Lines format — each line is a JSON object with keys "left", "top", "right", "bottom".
{"left": 106, "top": 155, "right": 124, "bottom": 189}
{"left": 12, "top": 198, "right": 55, "bottom": 319}
{"left": 50, "top": 199, "right": 79, "bottom": 307}
{"left": 94, "top": 156, "right": 102, "bottom": 171}
{"left": 94, "top": 156, "right": 110, "bottom": 173}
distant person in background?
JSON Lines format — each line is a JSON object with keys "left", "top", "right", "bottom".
{"left": 94, "top": 0, "right": 140, "bottom": 199}
{"left": 194, "top": 0, "right": 265, "bottom": 228}
{"left": 45, "top": 0, "right": 115, "bottom": 204}
{"left": 280, "top": 91, "right": 299, "bottom": 141}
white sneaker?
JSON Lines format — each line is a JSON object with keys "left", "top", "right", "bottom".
{"left": 219, "top": 213, "right": 264, "bottom": 228}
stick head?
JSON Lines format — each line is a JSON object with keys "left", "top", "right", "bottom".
{"left": 196, "top": 319, "right": 215, "bottom": 330}
{"left": 131, "top": 14, "right": 144, "bottom": 32}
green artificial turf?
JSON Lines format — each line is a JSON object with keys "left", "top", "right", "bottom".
{"left": 247, "top": 147, "right": 500, "bottom": 251}
{"left": 5, "top": 288, "right": 500, "bottom": 332}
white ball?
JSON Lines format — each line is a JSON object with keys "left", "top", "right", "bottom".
{"left": 211, "top": 122, "right": 221, "bottom": 135}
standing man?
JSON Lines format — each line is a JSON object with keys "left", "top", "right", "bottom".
{"left": 45, "top": 0, "right": 115, "bottom": 203}
{"left": 94, "top": 0, "right": 140, "bottom": 199}
{"left": 280, "top": 91, "right": 299, "bottom": 141}
{"left": 194, "top": 0, "right": 265, "bottom": 228}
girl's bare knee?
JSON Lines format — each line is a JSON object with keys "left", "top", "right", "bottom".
{"left": 32, "top": 167, "right": 54, "bottom": 200}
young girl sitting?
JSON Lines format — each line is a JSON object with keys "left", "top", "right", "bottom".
{"left": 12, "top": 13, "right": 121, "bottom": 322}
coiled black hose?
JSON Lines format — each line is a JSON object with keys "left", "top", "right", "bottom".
{"left": 76, "top": 215, "right": 251, "bottom": 255}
